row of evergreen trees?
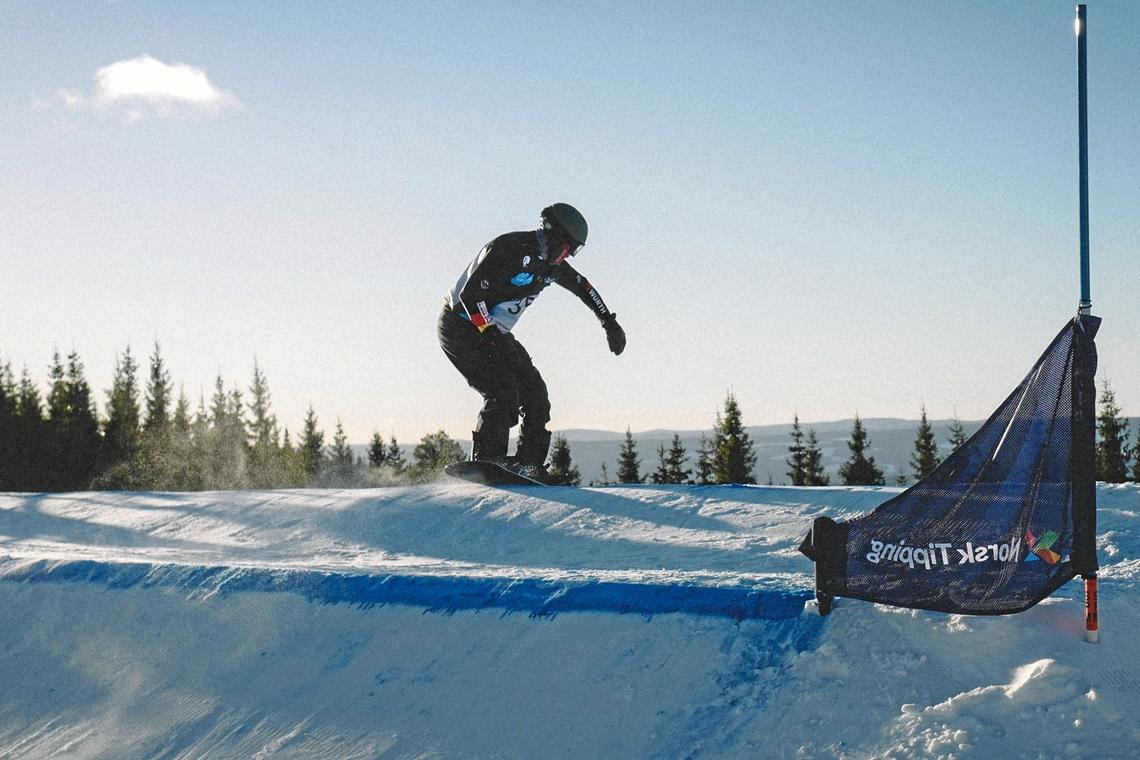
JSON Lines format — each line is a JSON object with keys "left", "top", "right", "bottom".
{"left": 816, "top": 407, "right": 970, "bottom": 488}
{"left": 3, "top": 346, "right": 1138, "bottom": 491}
{"left": 582, "top": 396, "right": 965, "bottom": 488}
{"left": 0, "top": 345, "right": 467, "bottom": 492}
{"left": 584, "top": 393, "right": 759, "bottom": 486}
{"left": 580, "top": 381, "right": 1140, "bottom": 487}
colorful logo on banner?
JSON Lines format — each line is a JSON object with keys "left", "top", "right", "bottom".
{"left": 1025, "top": 529, "right": 1062, "bottom": 564}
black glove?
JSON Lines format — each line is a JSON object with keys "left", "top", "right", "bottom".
{"left": 602, "top": 313, "right": 626, "bottom": 356}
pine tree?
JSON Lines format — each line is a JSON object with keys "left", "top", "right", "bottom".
{"left": 172, "top": 389, "right": 191, "bottom": 434}
{"left": 547, "top": 434, "right": 581, "bottom": 486}
{"left": 787, "top": 414, "right": 807, "bottom": 486}
{"left": 45, "top": 350, "right": 76, "bottom": 487}
{"left": 180, "top": 396, "right": 209, "bottom": 489}
{"left": 200, "top": 379, "right": 248, "bottom": 489}
{"left": 246, "top": 362, "right": 284, "bottom": 487}
{"left": 714, "top": 392, "right": 756, "bottom": 484}
{"left": 803, "top": 429, "right": 830, "bottom": 486}
{"left": 193, "top": 393, "right": 209, "bottom": 434}
{"left": 227, "top": 386, "right": 247, "bottom": 443}
{"left": 66, "top": 351, "right": 100, "bottom": 443}
{"left": 278, "top": 427, "right": 308, "bottom": 487}
{"left": 368, "top": 432, "right": 388, "bottom": 467}
{"left": 947, "top": 416, "right": 969, "bottom": 453}
{"left": 617, "top": 427, "right": 642, "bottom": 483}
{"left": 143, "top": 342, "right": 172, "bottom": 438}
{"left": 46, "top": 351, "right": 68, "bottom": 429}
{"left": 47, "top": 351, "right": 102, "bottom": 490}
{"left": 299, "top": 405, "right": 325, "bottom": 482}
{"left": 599, "top": 462, "right": 612, "bottom": 486}
{"left": 207, "top": 377, "right": 225, "bottom": 429}
{"left": 664, "top": 434, "right": 691, "bottom": 484}
{"left": 104, "top": 346, "right": 142, "bottom": 467}
{"left": 120, "top": 343, "right": 178, "bottom": 490}
{"left": 839, "top": 414, "right": 885, "bottom": 486}
{"left": 651, "top": 442, "right": 669, "bottom": 484}
{"left": 184, "top": 393, "right": 212, "bottom": 491}
{"left": 911, "top": 406, "right": 941, "bottom": 481}
{"left": 16, "top": 368, "right": 43, "bottom": 423}
{"left": 330, "top": 421, "right": 353, "bottom": 464}
{"left": 154, "top": 387, "right": 196, "bottom": 491}
{"left": 247, "top": 362, "right": 278, "bottom": 450}
{"left": 14, "top": 368, "right": 49, "bottom": 490}
{"left": 649, "top": 435, "right": 690, "bottom": 484}
{"left": 328, "top": 419, "right": 359, "bottom": 485}
{"left": 386, "top": 436, "right": 407, "bottom": 474}
{"left": 94, "top": 346, "right": 145, "bottom": 488}
{"left": 1095, "top": 381, "right": 1131, "bottom": 483}
{"left": 411, "top": 430, "right": 464, "bottom": 481}
{"left": 694, "top": 433, "right": 715, "bottom": 485}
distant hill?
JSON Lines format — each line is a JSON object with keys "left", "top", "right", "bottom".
{"left": 546, "top": 418, "right": 983, "bottom": 486}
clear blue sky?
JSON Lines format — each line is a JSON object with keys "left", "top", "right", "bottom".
{"left": 2, "top": 1, "right": 1138, "bottom": 444}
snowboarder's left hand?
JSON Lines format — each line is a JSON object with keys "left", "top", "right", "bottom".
{"left": 603, "top": 314, "right": 625, "bottom": 356}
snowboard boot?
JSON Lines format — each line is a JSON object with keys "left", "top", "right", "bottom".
{"left": 511, "top": 429, "right": 553, "bottom": 483}
{"left": 471, "top": 426, "right": 509, "bottom": 462}
{"left": 514, "top": 429, "right": 552, "bottom": 469}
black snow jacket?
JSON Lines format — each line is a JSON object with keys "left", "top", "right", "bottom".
{"left": 444, "top": 229, "right": 612, "bottom": 334}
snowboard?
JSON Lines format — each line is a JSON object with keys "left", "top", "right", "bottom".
{"left": 445, "top": 460, "right": 548, "bottom": 487}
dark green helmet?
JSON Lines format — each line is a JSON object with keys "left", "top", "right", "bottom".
{"left": 541, "top": 203, "right": 588, "bottom": 247}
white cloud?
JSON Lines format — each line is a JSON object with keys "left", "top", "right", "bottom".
{"left": 51, "top": 54, "right": 239, "bottom": 120}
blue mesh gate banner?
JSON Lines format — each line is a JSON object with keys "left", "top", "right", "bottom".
{"left": 801, "top": 314, "right": 1100, "bottom": 615}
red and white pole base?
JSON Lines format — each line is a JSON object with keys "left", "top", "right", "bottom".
{"left": 1084, "top": 575, "right": 1099, "bottom": 643}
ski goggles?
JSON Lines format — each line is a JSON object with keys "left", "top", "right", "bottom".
{"left": 552, "top": 240, "right": 583, "bottom": 265}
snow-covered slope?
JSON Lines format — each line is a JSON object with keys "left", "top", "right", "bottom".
{"left": 1, "top": 482, "right": 1137, "bottom": 758}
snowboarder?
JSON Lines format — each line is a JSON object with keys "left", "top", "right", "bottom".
{"left": 439, "top": 203, "right": 625, "bottom": 479}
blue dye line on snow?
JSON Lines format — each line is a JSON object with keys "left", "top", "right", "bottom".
{"left": 0, "top": 558, "right": 811, "bottom": 621}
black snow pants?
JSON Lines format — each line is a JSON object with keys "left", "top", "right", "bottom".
{"left": 438, "top": 307, "right": 552, "bottom": 464}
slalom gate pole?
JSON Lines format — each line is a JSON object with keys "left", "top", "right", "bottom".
{"left": 1085, "top": 576, "right": 1099, "bottom": 643}
{"left": 1075, "top": 5, "right": 1098, "bottom": 644}
{"left": 1076, "top": 4, "right": 1091, "bottom": 315}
